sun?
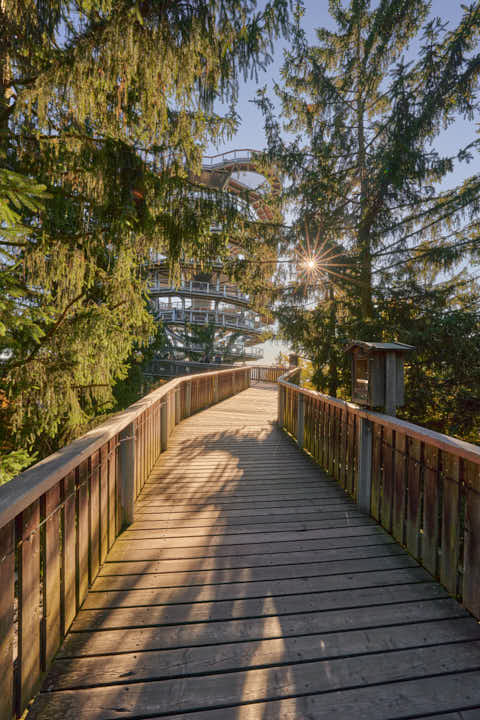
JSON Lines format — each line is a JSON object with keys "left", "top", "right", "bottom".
{"left": 294, "top": 228, "right": 349, "bottom": 290}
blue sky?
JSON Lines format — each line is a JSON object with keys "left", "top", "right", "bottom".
{"left": 209, "top": 1, "right": 477, "bottom": 362}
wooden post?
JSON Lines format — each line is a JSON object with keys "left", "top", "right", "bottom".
{"left": 119, "top": 423, "right": 135, "bottom": 526}
{"left": 185, "top": 382, "right": 192, "bottom": 417}
{"left": 0, "top": 521, "right": 15, "bottom": 720}
{"left": 214, "top": 376, "right": 219, "bottom": 403}
{"left": 385, "top": 351, "right": 397, "bottom": 416}
{"left": 357, "top": 416, "right": 373, "bottom": 514}
{"left": 175, "top": 387, "right": 181, "bottom": 424}
{"left": 297, "top": 392, "right": 305, "bottom": 449}
{"left": 278, "top": 385, "right": 284, "bottom": 427}
{"left": 160, "top": 400, "right": 168, "bottom": 451}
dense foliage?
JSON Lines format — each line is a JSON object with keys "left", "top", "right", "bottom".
{"left": 259, "top": 0, "right": 480, "bottom": 441}
{"left": 0, "top": 0, "right": 290, "bottom": 475}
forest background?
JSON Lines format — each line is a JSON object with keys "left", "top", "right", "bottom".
{"left": 1, "top": 0, "right": 479, "bottom": 483}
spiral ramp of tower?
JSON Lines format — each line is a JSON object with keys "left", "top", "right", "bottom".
{"left": 149, "top": 150, "right": 279, "bottom": 370}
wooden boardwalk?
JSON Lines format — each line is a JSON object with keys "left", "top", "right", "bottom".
{"left": 30, "top": 385, "right": 480, "bottom": 719}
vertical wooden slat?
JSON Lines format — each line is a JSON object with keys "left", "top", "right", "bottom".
{"left": 463, "top": 460, "right": 480, "bottom": 617}
{"left": 422, "top": 445, "right": 440, "bottom": 576}
{"left": 327, "top": 405, "right": 335, "bottom": 476}
{"left": 319, "top": 401, "right": 326, "bottom": 471}
{"left": 0, "top": 520, "right": 15, "bottom": 719}
{"left": 62, "top": 471, "right": 76, "bottom": 634}
{"left": 89, "top": 451, "right": 100, "bottom": 582}
{"left": 440, "top": 451, "right": 460, "bottom": 596}
{"left": 392, "top": 431, "right": 407, "bottom": 544}
{"left": 370, "top": 423, "right": 382, "bottom": 521}
{"left": 381, "top": 428, "right": 394, "bottom": 532}
{"left": 406, "top": 437, "right": 422, "bottom": 558}
{"left": 43, "top": 484, "right": 61, "bottom": 670}
{"left": 99, "top": 444, "right": 109, "bottom": 564}
{"left": 339, "top": 408, "right": 348, "bottom": 490}
{"left": 108, "top": 438, "right": 117, "bottom": 549}
{"left": 16, "top": 500, "right": 42, "bottom": 714}
{"left": 333, "top": 407, "right": 341, "bottom": 483}
{"left": 346, "top": 412, "right": 355, "bottom": 495}
{"left": 76, "top": 460, "right": 89, "bottom": 608}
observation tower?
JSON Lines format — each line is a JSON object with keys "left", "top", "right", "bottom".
{"left": 149, "top": 150, "right": 279, "bottom": 365}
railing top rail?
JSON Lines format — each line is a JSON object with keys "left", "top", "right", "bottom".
{"left": 279, "top": 372, "right": 480, "bottom": 467}
{"left": 0, "top": 366, "right": 247, "bottom": 530}
{"left": 202, "top": 149, "right": 258, "bottom": 165}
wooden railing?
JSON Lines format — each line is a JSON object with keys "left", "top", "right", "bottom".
{"left": 0, "top": 366, "right": 250, "bottom": 719}
{"left": 278, "top": 368, "right": 480, "bottom": 620}
{"left": 250, "top": 365, "right": 287, "bottom": 383}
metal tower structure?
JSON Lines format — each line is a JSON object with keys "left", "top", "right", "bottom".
{"left": 149, "top": 150, "right": 278, "bottom": 364}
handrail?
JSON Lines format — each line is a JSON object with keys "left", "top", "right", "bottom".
{"left": 279, "top": 373, "right": 480, "bottom": 466}
{"left": 202, "top": 148, "right": 258, "bottom": 166}
{"left": 156, "top": 307, "right": 263, "bottom": 332}
{"left": 277, "top": 372, "right": 480, "bottom": 620}
{"left": 149, "top": 279, "right": 250, "bottom": 304}
{"left": 0, "top": 365, "right": 252, "bottom": 719}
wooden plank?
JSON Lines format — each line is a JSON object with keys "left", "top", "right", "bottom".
{"left": 46, "top": 617, "right": 480, "bottom": 691}
{"left": 133, "top": 500, "right": 355, "bottom": 519}
{"left": 43, "top": 483, "right": 61, "bottom": 669}
{"left": 0, "top": 520, "right": 15, "bottom": 719}
{"left": 76, "top": 460, "right": 89, "bottom": 608}
{"left": 370, "top": 423, "right": 383, "bottom": 520}
{"left": 392, "top": 431, "right": 407, "bottom": 544}
{"left": 81, "top": 567, "right": 428, "bottom": 610}
{"left": 27, "top": 643, "right": 480, "bottom": 719}
{"left": 72, "top": 582, "right": 450, "bottom": 632}
{"left": 89, "top": 450, "right": 100, "bottom": 582}
{"left": 62, "top": 471, "right": 76, "bottom": 633}
{"left": 380, "top": 427, "right": 394, "bottom": 532}
{"left": 99, "top": 444, "right": 108, "bottom": 565}
{"left": 346, "top": 411, "right": 356, "bottom": 494}
{"left": 131, "top": 673, "right": 480, "bottom": 720}
{"left": 16, "top": 500, "right": 42, "bottom": 714}
{"left": 128, "top": 509, "right": 365, "bottom": 529}
{"left": 463, "top": 460, "right": 480, "bottom": 617}
{"left": 107, "top": 529, "right": 393, "bottom": 562}
{"left": 440, "top": 451, "right": 460, "bottom": 596}
{"left": 113, "top": 525, "right": 385, "bottom": 550}
{"left": 135, "top": 496, "right": 354, "bottom": 511}
{"left": 100, "top": 543, "right": 403, "bottom": 575}
{"left": 120, "top": 517, "right": 376, "bottom": 540}
{"left": 406, "top": 437, "right": 423, "bottom": 558}
{"left": 107, "top": 438, "right": 116, "bottom": 549}
{"left": 93, "top": 555, "right": 417, "bottom": 592}
{"left": 422, "top": 444, "right": 440, "bottom": 576}
{"left": 59, "top": 596, "right": 466, "bottom": 658}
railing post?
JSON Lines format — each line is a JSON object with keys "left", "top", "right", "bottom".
{"left": 160, "top": 399, "right": 168, "bottom": 451}
{"left": 214, "top": 376, "right": 219, "bottom": 403}
{"left": 297, "top": 392, "right": 305, "bottom": 449}
{"left": 357, "top": 416, "right": 373, "bottom": 514}
{"left": 278, "top": 384, "right": 285, "bottom": 427}
{"left": 185, "top": 382, "right": 192, "bottom": 417}
{"left": 119, "top": 422, "right": 135, "bottom": 526}
{"left": 175, "top": 387, "right": 181, "bottom": 424}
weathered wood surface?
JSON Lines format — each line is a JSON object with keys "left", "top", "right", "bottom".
{"left": 29, "top": 385, "right": 480, "bottom": 719}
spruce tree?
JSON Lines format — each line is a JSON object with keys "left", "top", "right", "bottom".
{"left": 0, "top": 1, "right": 290, "bottom": 468}
{"left": 258, "top": 0, "right": 480, "bottom": 438}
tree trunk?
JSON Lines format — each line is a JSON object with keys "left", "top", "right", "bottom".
{"left": 327, "top": 283, "right": 338, "bottom": 397}
{"left": 355, "top": 24, "right": 374, "bottom": 321}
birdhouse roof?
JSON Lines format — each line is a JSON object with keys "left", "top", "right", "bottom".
{"left": 345, "top": 340, "right": 415, "bottom": 354}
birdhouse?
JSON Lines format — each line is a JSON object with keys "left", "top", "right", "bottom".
{"left": 345, "top": 341, "right": 415, "bottom": 415}
{"left": 288, "top": 353, "right": 300, "bottom": 367}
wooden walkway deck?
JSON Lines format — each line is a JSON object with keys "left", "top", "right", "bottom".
{"left": 30, "top": 385, "right": 480, "bottom": 719}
